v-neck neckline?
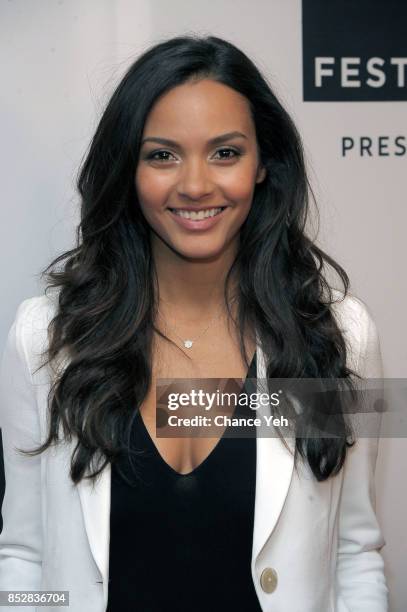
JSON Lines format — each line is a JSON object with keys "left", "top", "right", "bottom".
{"left": 138, "top": 350, "right": 257, "bottom": 478}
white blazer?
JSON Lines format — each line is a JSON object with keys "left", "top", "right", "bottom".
{"left": 0, "top": 291, "right": 389, "bottom": 611}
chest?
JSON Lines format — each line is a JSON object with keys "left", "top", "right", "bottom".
{"left": 138, "top": 327, "right": 256, "bottom": 475}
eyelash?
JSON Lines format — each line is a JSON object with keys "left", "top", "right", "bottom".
{"left": 145, "top": 147, "right": 242, "bottom": 163}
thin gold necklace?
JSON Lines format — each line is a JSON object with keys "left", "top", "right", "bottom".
{"left": 157, "top": 305, "right": 224, "bottom": 349}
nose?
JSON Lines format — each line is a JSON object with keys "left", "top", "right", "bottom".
{"left": 176, "top": 157, "right": 214, "bottom": 201}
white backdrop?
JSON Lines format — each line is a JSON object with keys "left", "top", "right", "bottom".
{"left": 1, "top": 1, "right": 405, "bottom": 609}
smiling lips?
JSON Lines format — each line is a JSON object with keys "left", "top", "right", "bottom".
{"left": 169, "top": 206, "right": 226, "bottom": 220}
{"left": 168, "top": 206, "right": 228, "bottom": 230}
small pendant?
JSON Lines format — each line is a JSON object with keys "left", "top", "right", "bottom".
{"left": 184, "top": 340, "right": 193, "bottom": 349}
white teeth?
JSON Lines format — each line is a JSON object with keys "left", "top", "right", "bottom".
{"left": 171, "top": 207, "right": 224, "bottom": 220}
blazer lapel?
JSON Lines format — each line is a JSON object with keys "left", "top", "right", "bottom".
{"left": 252, "top": 340, "right": 295, "bottom": 561}
{"left": 77, "top": 456, "right": 111, "bottom": 609}
{"left": 76, "top": 339, "right": 295, "bottom": 608}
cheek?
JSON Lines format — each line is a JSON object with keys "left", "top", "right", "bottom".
{"left": 135, "top": 167, "right": 173, "bottom": 212}
{"left": 220, "top": 165, "right": 259, "bottom": 206}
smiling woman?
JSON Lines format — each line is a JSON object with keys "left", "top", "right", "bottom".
{"left": 0, "top": 34, "right": 388, "bottom": 612}
{"left": 136, "top": 82, "right": 265, "bottom": 264}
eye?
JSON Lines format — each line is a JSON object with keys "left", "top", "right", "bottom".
{"left": 144, "top": 147, "right": 242, "bottom": 163}
{"left": 213, "top": 147, "right": 241, "bottom": 160}
{"left": 145, "top": 150, "right": 177, "bottom": 163}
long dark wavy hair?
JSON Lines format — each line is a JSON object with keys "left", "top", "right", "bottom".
{"left": 22, "top": 34, "right": 359, "bottom": 486}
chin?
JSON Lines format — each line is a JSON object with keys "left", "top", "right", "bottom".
{"left": 172, "top": 243, "right": 228, "bottom": 262}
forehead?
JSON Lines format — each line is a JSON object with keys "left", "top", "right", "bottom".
{"left": 142, "top": 79, "right": 255, "bottom": 138}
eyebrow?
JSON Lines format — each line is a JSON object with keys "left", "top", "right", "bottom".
{"left": 140, "top": 131, "right": 248, "bottom": 147}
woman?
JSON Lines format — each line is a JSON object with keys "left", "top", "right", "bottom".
{"left": 0, "top": 35, "right": 388, "bottom": 611}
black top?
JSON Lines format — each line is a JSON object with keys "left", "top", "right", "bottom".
{"left": 107, "top": 351, "right": 261, "bottom": 611}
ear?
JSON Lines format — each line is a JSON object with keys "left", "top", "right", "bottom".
{"left": 255, "top": 163, "right": 267, "bottom": 184}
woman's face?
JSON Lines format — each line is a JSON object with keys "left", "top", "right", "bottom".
{"left": 135, "top": 78, "right": 266, "bottom": 261}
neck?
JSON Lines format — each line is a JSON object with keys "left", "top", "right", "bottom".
{"left": 151, "top": 235, "right": 240, "bottom": 318}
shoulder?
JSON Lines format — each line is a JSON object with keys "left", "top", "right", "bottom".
{"left": 329, "top": 289, "right": 382, "bottom": 377}
{"left": 330, "top": 288, "right": 375, "bottom": 335}
{"left": 14, "top": 292, "right": 58, "bottom": 337}
{"left": 11, "top": 291, "right": 59, "bottom": 371}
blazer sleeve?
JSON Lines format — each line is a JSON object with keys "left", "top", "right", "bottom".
{"left": 0, "top": 299, "right": 43, "bottom": 609}
{"left": 335, "top": 299, "right": 389, "bottom": 611}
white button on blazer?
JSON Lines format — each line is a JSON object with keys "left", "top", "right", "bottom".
{"left": 0, "top": 290, "right": 389, "bottom": 611}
